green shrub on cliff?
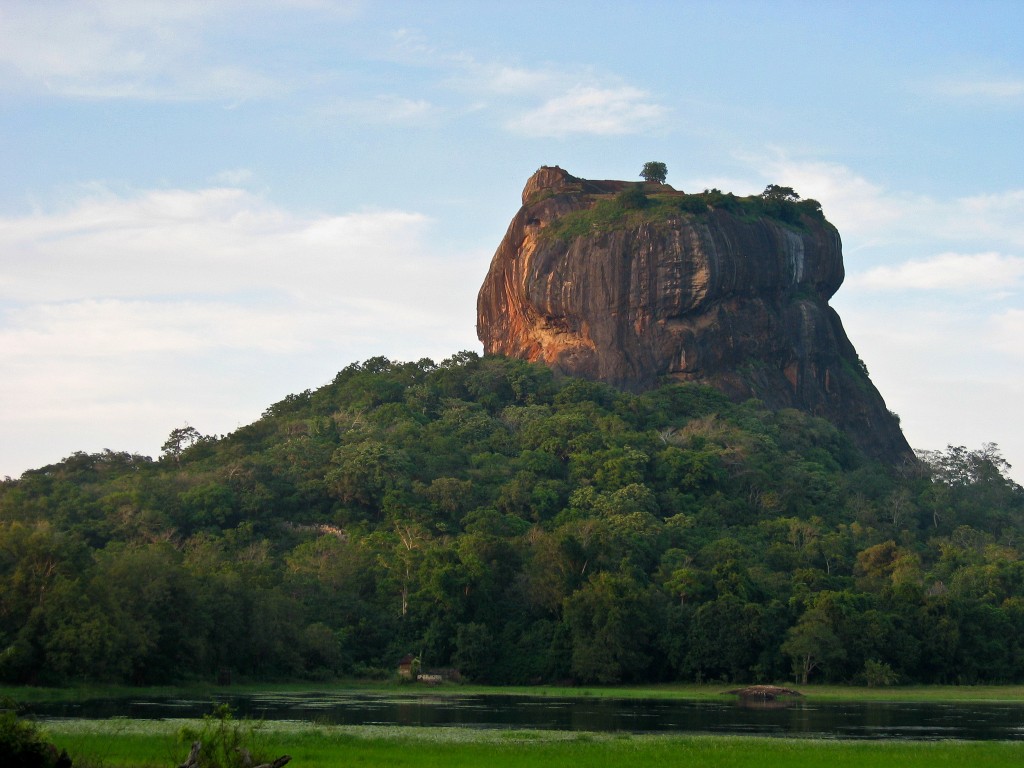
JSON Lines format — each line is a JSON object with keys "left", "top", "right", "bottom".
{"left": 540, "top": 184, "right": 827, "bottom": 243}
{"left": 616, "top": 184, "right": 649, "bottom": 210}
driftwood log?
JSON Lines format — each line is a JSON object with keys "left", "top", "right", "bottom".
{"left": 178, "top": 741, "right": 202, "bottom": 768}
{"left": 178, "top": 741, "right": 291, "bottom": 768}
{"left": 724, "top": 685, "right": 803, "bottom": 700}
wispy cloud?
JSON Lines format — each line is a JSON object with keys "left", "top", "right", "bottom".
{"left": 991, "top": 309, "right": 1024, "bottom": 359}
{"left": 316, "top": 95, "right": 438, "bottom": 124}
{"left": 0, "top": 1, "right": 349, "bottom": 101}
{"left": 848, "top": 252, "right": 1024, "bottom": 293}
{"left": 0, "top": 186, "right": 433, "bottom": 303}
{"left": 388, "top": 29, "right": 669, "bottom": 138}
{"left": 934, "top": 78, "right": 1024, "bottom": 101}
{"left": 506, "top": 85, "right": 668, "bottom": 138}
{"left": 0, "top": 180, "right": 481, "bottom": 473}
{"left": 468, "top": 58, "right": 670, "bottom": 138}
{"left": 741, "top": 156, "right": 914, "bottom": 240}
{"left": 0, "top": 183, "right": 479, "bottom": 395}
{"left": 954, "top": 190, "right": 1024, "bottom": 246}
{"left": 1, "top": 299, "right": 315, "bottom": 357}
{"left": 746, "top": 155, "right": 1024, "bottom": 252}
{"left": 4, "top": 7, "right": 670, "bottom": 132}
{"left": 483, "top": 65, "right": 559, "bottom": 94}
{"left": 209, "top": 168, "right": 256, "bottom": 186}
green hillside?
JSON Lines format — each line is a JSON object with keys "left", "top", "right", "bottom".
{"left": 1, "top": 353, "right": 1021, "bottom": 686}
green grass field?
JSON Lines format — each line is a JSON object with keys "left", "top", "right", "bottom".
{"left": 42, "top": 720, "right": 1024, "bottom": 768}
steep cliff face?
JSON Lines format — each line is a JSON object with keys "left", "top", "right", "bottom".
{"left": 478, "top": 166, "right": 913, "bottom": 464}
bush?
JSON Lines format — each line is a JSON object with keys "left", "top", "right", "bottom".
{"left": 674, "top": 195, "right": 709, "bottom": 214}
{"left": 616, "top": 184, "right": 648, "bottom": 210}
{"left": 0, "top": 703, "right": 59, "bottom": 768}
{"left": 177, "top": 705, "right": 270, "bottom": 768}
{"left": 863, "top": 659, "right": 899, "bottom": 687}
{"left": 700, "top": 189, "right": 742, "bottom": 213}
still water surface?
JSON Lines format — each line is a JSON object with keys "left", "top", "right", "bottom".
{"left": 29, "top": 692, "right": 1024, "bottom": 741}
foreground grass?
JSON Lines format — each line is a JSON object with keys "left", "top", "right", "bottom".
{"left": 43, "top": 720, "right": 1024, "bottom": 768}
{"left": 6, "top": 681, "right": 1024, "bottom": 705}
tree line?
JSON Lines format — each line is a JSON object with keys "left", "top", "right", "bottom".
{"left": 1, "top": 353, "right": 1021, "bottom": 686}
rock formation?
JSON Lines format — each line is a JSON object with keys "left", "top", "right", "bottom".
{"left": 477, "top": 166, "right": 913, "bottom": 464}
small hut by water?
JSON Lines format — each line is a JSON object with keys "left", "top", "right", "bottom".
{"left": 397, "top": 654, "right": 418, "bottom": 680}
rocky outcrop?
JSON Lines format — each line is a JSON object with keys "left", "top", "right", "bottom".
{"left": 477, "top": 166, "right": 913, "bottom": 464}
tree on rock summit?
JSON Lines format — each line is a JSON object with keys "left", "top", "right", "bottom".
{"left": 640, "top": 161, "right": 667, "bottom": 184}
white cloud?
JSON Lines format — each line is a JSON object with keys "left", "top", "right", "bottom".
{"left": 848, "top": 252, "right": 1024, "bottom": 292}
{"left": 953, "top": 190, "right": 1024, "bottom": 247}
{"left": 386, "top": 31, "right": 669, "bottom": 138}
{"left": 0, "top": 186, "right": 433, "bottom": 303}
{"left": 507, "top": 85, "right": 667, "bottom": 138}
{"left": 0, "top": 0, "right": 339, "bottom": 100}
{"left": 317, "top": 95, "right": 438, "bottom": 124}
{"left": 934, "top": 78, "right": 1024, "bottom": 101}
{"left": 0, "top": 183, "right": 483, "bottom": 476}
{"left": 484, "top": 66, "right": 559, "bottom": 94}
{"left": 833, "top": 295, "right": 1023, "bottom": 478}
{"left": 743, "top": 156, "right": 915, "bottom": 240}
{"left": 1, "top": 300, "right": 313, "bottom": 357}
{"left": 991, "top": 309, "right": 1024, "bottom": 359}
{"left": 745, "top": 155, "right": 1024, "bottom": 254}
{"left": 209, "top": 168, "right": 255, "bottom": 186}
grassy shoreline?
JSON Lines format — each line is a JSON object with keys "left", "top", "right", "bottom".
{"left": 5, "top": 681, "right": 1024, "bottom": 705}
{"left": 39, "top": 720, "right": 1024, "bottom": 768}
{"left": 16, "top": 688, "right": 1024, "bottom": 768}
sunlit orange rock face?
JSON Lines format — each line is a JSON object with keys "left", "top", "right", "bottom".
{"left": 477, "top": 166, "right": 913, "bottom": 464}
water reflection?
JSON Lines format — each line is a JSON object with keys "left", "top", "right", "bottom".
{"left": 28, "top": 692, "right": 1024, "bottom": 741}
{"left": 734, "top": 698, "right": 791, "bottom": 710}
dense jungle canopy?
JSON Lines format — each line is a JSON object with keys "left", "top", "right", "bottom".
{"left": 1, "top": 353, "right": 1022, "bottom": 686}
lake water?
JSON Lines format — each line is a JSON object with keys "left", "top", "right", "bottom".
{"left": 27, "top": 691, "right": 1024, "bottom": 741}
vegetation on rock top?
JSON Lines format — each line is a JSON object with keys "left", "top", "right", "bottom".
{"left": 540, "top": 185, "right": 827, "bottom": 242}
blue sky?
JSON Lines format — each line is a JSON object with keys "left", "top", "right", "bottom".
{"left": 1, "top": 0, "right": 1022, "bottom": 482}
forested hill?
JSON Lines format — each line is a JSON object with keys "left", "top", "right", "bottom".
{"left": 1, "top": 353, "right": 1022, "bottom": 687}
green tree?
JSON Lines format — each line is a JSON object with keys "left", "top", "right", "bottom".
{"left": 683, "top": 594, "right": 766, "bottom": 682}
{"left": 863, "top": 658, "right": 899, "bottom": 687}
{"left": 761, "top": 184, "right": 800, "bottom": 201}
{"left": 562, "top": 571, "right": 658, "bottom": 683}
{"left": 326, "top": 440, "right": 411, "bottom": 512}
{"left": 160, "top": 425, "right": 205, "bottom": 465}
{"left": 640, "top": 161, "right": 667, "bottom": 184}
{"left": 453, "top": 622, "right": 494, "bottom": 681}
{"left": 759, "top": 185, "right": 803, "bottom": 224}
{"left": 782, "top": 605, "right": 846, "bottom": 684}
{"left": 372, "top": 521, "right": 431, "bottom": 618}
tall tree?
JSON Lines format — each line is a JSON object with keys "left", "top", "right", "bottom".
{"left": 640, "top": 161, "right": 667, "bottom": 184}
